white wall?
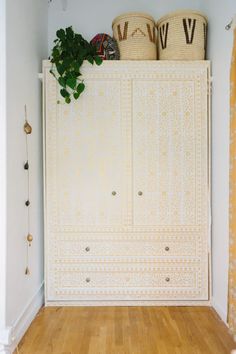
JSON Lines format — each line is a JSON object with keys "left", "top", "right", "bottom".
{"left": 0, "top": 0, "right": 7, "bottom": 341}
{"left": 48, "top": 0, "right": 201, "bottom": 52}
{"left": 202, "top": 0, "right": 235, "bottom": 323}
{"left": 2, "top": 0, "right": 48, "bottom": 351}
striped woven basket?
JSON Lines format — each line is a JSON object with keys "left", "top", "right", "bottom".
{"left": 112, "top": 12, "right": 157, "bottom": 60}
{"left": 156, "top": 10, "right": 208, "bottom": 60}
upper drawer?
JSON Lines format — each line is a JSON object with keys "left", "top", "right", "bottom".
{"left": 51, "top": 236, "right": 200, "bottom": 262}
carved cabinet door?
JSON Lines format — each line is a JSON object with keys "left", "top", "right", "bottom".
{"left": 132, "top": 77, "right": 208, "bottom": 229}
{"left": 45, "top": 72, "right": 129, "bottom": 230}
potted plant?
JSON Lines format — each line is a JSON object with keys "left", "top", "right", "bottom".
{"left": 50, "top": 26, "right": 102, "bottom": 103}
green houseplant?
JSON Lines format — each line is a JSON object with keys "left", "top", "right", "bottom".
{"left": 50, "top": 26, "right": 102, "bottom": 103}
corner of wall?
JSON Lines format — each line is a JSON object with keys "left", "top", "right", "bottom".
{"left": 0, "top": 283, "right": 44, "bottom": 354}
{"left": 212, "top": 297, "right": 228, "bottom": 324}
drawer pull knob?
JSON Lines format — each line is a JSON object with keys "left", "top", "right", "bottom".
{"left": 86, "top": 278, "right": 90, "bottom": 283}
{"left": 85, "top": 247, "right": 90, "bottom": 252}
{"left": 112, "top": 191, "right": 117, "bottom": 196}
{"left": 138, "top": 191, "right": 143, "bottom": 196}
{"left": 165, "top": 277, "right": 170, "bottom": 282}
{"left": 165, "top": 246, "right": 170, "bottom": 251}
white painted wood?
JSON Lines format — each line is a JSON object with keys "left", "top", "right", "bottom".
{"left": 43, "top": 60, "right": 211, "bottom": 305}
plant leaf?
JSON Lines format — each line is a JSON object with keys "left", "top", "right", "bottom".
{"left": 66, "top": 77, "right": 77, "bottom": 90}
{"left": 52, "top": 48, "right": 60, "bottom": 58}
{"left": 73, "top": 92, "right": 80, "bottom": 99}
{"left": 65, "top": 96, "right": 71, "bottom": 104}
{"left": 60, "top": 88, "right": 69, "bottom": 97}
{"left": 73, "top": 61, "right": 82, "bottom": 72}
{"left": 77, "top": 83, "right": 85, "bottom": 94}
{"left": 66, "top": 27, "right": 74, "bottom": 39}
{"left": 56, "top": 64, "right": 65, "bottom": 76}
{"left": 87, "top": 55, "right": 94, "bottom": 64}
{"left": 94, "top": 56, "right": 102, "bottom": 65}
{"left": 56, "top": 29, "right": 65, "bottom": 40}
{"left": 58, "top": 77, "right": 66, "bottom": 88}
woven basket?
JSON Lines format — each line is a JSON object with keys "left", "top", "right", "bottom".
{"left": 112, "top": 12, "right": 157, "bottom": 60}
{"left": 156, "top": 10, "right": 208, "bottom": 60}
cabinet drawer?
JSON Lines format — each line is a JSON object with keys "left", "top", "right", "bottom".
{"left": 55, "top": 238, "right": 198, "bottom": 261}
{"left": 49, "top": 262, "right": 202, "bottom": 296}
{"left": 57, "top": 269, "right": 196, "bottom": 288}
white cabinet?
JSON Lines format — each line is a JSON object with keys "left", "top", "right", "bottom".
{"left": 43, "top": 61, "right": 210, "bottom": 305}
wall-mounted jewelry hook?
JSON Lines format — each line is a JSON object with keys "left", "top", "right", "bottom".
{"left": 226, "top": 15, "right": 236, "bottom": 30}
{"left": 226, "top": 19, "right": 233, "bottom": 30}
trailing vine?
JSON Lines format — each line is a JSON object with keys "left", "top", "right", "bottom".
{"left": 50, "top": 26, "right": 102, "bottom": 103}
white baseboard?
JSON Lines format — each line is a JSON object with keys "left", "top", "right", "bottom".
{"left": 0, "top": 327, "right": 13, "bottom": 354}
{"left": 212, "top": 297, "right": 228, "bottom": 324}
{"left": 0, "top": 282, "right": 44, "bottom": 354}
{"left": 0, "top": 348, "right": 11, "bottom": 354}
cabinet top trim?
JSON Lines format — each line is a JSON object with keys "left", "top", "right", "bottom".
{"left": 42, "top": 60, "right": 210, "bottom": 73}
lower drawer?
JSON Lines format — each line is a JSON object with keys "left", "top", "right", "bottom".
{"left": 57, "top": 267, "right": 196, "bottom": 288}
{"left": 46, "top": 262, "right": 208, "bottom": 301}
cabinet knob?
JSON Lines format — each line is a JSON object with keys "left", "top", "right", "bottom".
{"left": 165, "top": 246, "right": 170, "bottom": 252}
{"left": 165, "top": 277, "right": 170, "bottom": 282}
{"left": 112, "top": 191, "right": 117, "bottom": 196}
{"left": 138, "top": 191, "right": 143, "bottom": 196}
{"left": 86, "top": 278, "right": 90, "bottom": 283}
{"left": 85, "top": 247, "right": 90, "bottom": 252}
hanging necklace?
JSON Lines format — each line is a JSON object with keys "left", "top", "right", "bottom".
{"left": 24, "top": 104, "right": 33, "bottom": 275}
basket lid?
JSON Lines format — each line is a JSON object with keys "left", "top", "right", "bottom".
{"left": 112, "top": 12, "right": 155, "bottom": 28}
{"left": 156, "top": 9, "right": 208, "bottom": 26}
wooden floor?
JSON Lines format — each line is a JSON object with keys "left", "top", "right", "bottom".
{"left": 15, "top": 306, "right": 235, "bottom": 354}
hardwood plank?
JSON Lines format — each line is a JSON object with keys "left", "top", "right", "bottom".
{"left": 15, "top": 307, "right": 235, "bottom": 354}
